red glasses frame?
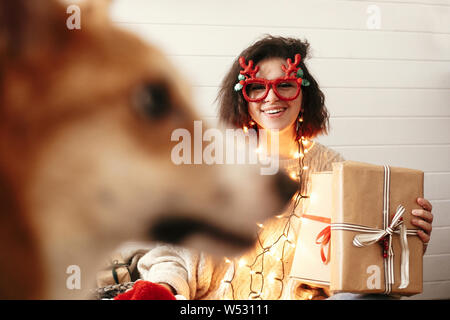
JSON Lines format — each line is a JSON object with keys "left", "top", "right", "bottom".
{"left": 242, "top": 77, "right": 302, "bottom": 103}
{"left": 236, "top": 53, "right": 304, "bottom": 103}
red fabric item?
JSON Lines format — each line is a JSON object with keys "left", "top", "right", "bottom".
{"left": 114, "top": 280, "right": 176, "bottom": 300}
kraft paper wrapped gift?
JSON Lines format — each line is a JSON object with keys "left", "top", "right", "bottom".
{"left": 288, "top": 172, "right": 332, "bottom": 288}
{"left": 330, "top": 161, "right": 424, "bottom": 296}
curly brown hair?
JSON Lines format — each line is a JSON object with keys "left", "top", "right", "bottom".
{"left": 217, "top": 35, "right": 329, "bottom": 139}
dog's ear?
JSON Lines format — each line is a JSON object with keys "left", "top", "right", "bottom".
{"left": 0, "top": 0, "right": 113, "bottom": 68}
{"left": 0, "top": 0, "right": 69, "bottom": 64}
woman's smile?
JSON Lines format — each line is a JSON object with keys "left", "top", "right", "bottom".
{"left": 260, "top": 105, "right": 288, "bottom": 118}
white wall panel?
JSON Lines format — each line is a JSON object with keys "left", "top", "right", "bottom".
{"left": 117, "top": 23, "right": 450, "bottom": 61}
{"left": 110, "top": 0, "right": 450, "bottom": 33}
{"left": 318, "top": 118, "right": 450, "bottom": 145}
{"left": 331, "top": 145, "right": 450, "bottom": 172}
{"left": 425, "top": 173, "right": 450, "bottom": 200}
{"left": 423, "top": 255, "right": 450, "bottom": 281}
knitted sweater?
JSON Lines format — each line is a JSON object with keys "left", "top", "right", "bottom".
{"left": 135, "top": 142, "right": 345, "bottom": 300}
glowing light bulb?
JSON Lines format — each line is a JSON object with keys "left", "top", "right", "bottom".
{"left": 243, "top": 126, "right": 248, "bottom": 133}
{"left": 303, "top": 166, "right": 309, "bottom": 170}
{"left": 257, "top": 223, "right": 264, "bottom": 229}
{"left": 293, "top": 151, "right": 304, "bottom": 159}
{"left": 224, "top": 257, "right": 231, "bottom": 264}
{"left": 268, "top": 246, "right": 277, "bottom": 256}
{"left": 268, "top": 272, "right": 276, "bottom": 284}
{"left": 238, "top": 258, "right": 246, "bottom": 268}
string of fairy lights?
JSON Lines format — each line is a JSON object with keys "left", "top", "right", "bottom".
{"left": 221, "top": 116, "right": 311, "bottom": 300}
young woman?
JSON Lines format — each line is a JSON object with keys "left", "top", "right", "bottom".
{"left": 136, "top": 35, "right": 434, "bottom": 300}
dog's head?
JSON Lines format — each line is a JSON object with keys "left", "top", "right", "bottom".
{"left": 0, "top": 0, "right": 297, "bottom": 298}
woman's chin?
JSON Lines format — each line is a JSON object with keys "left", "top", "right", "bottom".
{"left": 259, "top": 118, "right": 294, "bottom": 133}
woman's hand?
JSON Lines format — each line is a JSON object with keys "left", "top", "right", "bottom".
{"left": 411, "top": 197, "right": 433, "bottom": 254}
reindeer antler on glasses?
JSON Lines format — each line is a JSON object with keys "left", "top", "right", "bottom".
{"left": 234, "top": 57, "right": 259, "bottom": 91}
{"left": 281, "top": 54, "right": 310, "bottom": 86}
{"left": 239, "top": 57, "right": 260, "bottom": 79}
{"left": 281, "top": 53, "right": 301, "bottom": 78}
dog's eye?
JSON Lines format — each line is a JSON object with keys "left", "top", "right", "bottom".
{"left": 132, "top": 83, "right": 171, "bottom": 119}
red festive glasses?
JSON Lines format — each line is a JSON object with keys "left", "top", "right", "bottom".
{"left": 242, "top": 78, "right": 302, "bottom": 102}
{"left": 235, "top": 53, "right": 307, "bottom": 103}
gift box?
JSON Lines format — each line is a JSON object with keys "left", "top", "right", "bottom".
{"left": 330, "top": 161, "right": 423, "bottom": 296}
{"left": 287, "top": 172, "right": 332, "bottom": 290}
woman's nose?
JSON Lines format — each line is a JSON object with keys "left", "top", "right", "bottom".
{"left": 264, "top": 85, "right": 279, "bottom": 102}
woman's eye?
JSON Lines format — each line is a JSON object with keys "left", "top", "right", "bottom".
{"left": 132, "top": 83, "right": 171, "bottom": 119}
{"left": 278, "top": 82, "right": 294, "bottom": 88}
{"left": 249, "top": 84, "right": 266, "bottom": 91}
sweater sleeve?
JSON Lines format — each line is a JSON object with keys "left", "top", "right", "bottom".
{"left": 136, "top": 244, "right": 214, "bottom": 300}
{"left": 311, "top": 143, "right": 345, "bottom": 172}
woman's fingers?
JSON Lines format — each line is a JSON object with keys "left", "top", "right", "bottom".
{"left": 412, "top": 209, "right": 433, "bottom": 224}
{"left": 411, "top": 216, "right": 432, "bottom": 234}
{"left": 417, "top": 197, "right": 432, "bottom": 212}
{"left": 417, "top": 230, "right": 431, "bottom": 244}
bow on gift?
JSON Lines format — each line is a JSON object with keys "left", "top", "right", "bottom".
{"left": 301, "top": 214, "right": 331, "bottom": 265}
{"left": 352, "top": 204, "right": 410, "bottom": 289}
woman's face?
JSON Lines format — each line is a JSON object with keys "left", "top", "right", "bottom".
{"left": 247, "top": 57, "right": 302, "bottom": 133}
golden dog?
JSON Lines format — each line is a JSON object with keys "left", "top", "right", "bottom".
{"left": 0, "top": 0, "right": 296, "bottom": 299}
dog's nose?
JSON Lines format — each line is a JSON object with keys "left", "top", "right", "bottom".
{"left": 273, "top": 171, "right": 299, "bottom": 203}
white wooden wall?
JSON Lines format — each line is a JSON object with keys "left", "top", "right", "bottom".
{"left": 109, "top": 0, "right": 450, "bottom": 299}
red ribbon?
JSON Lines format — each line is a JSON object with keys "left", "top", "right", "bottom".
{"left": 301, "top": 214, "right": 331, "bottom": 265}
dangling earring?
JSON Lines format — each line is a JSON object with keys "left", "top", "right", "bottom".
{"left": 296, "top": 111, "right": 304, "bottom": 141}
{"left": 243, "top": 118, "right": 257, "bottom": 134}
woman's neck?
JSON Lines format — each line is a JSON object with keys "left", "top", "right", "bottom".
{"left": 259, "top": 125, "right": 310, "bottom": 160}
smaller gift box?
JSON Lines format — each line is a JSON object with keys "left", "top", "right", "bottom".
{"left": 288, "top": 172, "right": 333, "bottom": 288}
{"left": 330, "top": 161, "right": 423, "bottom": 296}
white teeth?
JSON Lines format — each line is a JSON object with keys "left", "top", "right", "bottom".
{"left": 264, "top": 108, "right": 285, "bottom": 114}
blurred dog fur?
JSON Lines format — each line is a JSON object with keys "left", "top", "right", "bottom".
{"left": 0, "top": 0, "right": 295, "bottom": 299}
